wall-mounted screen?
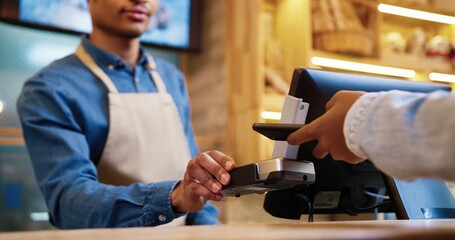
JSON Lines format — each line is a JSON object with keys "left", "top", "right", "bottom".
{"left": 0, "top": 0, "right": 202, "bottom": 51}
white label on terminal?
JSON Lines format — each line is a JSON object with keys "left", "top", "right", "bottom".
{"left": 313, "top": 191, "right": 341, "bottom": 209}
{"left": 272, "top": 95, "right": 309, "bottom": 159}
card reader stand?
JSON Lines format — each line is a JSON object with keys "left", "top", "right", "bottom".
{"left": 223, "top": 158, "right": 315, "bottom": 197}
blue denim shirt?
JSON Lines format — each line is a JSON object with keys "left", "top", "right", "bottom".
{"left": 16, "top": 37, "right": 219, "bottom": 229}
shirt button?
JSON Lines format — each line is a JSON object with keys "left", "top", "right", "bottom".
{"left": 158, "top": 215, "right": 167, "bottom": 222}
{"left": 108, "top": 64, "right": 114, "bottom": 70}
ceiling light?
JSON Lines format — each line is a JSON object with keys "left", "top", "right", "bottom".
{"left": 378, "top": 4, "right": 455, "bottom": 25}
{"left": 429, "top": 72, "right": 455, "bottom": 83}
{"left": 311, "top": 57, "right": 416, "bottom": 78}
{"left": 261, "top": 111, "right": 282, "bottom": 120}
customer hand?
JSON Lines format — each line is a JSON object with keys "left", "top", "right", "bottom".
{"left": 171, "top": 150, "right": 235, "bottom": 213}
{"left": 287, "top": 90, "right": 366, "bottom": 164}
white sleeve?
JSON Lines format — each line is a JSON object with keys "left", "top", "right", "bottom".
{"left": 343, "top": 90, "right": 455, "bottom": 181}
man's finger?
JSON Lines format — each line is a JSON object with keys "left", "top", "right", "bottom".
{"left": 187, "top": 159, "right": 222, "bottom": 193}
{"left": 195, "top": 153, "right": 230, "bottom": 185}
{"left": 205, "top": 150, "right": 235, "bottom": 170}
{"left": 287, "top": 123, "right": 316, "bottom": 145}
{"left": 188, "top": 181, "right": 223, "bottom": 202}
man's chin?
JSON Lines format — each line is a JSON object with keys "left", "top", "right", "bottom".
{"left": 118, "top": 29, "right": 147, "bottom": 39}
{"left": 108, "top": 24, "right": 148, "bottom": 39}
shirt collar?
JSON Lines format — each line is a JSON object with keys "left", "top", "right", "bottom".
{"left": 80, "top": 36, "right": 150, "bottom": 70}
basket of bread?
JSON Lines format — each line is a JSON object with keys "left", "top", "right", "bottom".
{"left": 312, "top": 0, "right": 377, "bottom": 56}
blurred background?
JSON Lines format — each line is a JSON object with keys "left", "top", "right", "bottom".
{"left": 1, "top": 0, "right": 455, "bottom": 231}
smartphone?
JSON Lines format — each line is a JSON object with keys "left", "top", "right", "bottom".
{"left": 252, "top": 123, "right": 305, "bottom": 141}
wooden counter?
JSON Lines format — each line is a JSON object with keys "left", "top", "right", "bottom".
{"left": 2, "top": 220, "right": 455, "bottom": 240}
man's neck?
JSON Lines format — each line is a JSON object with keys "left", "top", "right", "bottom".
{"left": 89, "top": 30, "right": 141, "bottom": 69}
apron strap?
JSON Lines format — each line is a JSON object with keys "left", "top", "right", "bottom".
{"left": 76, "top": 44, "right": 168, "bottom": 94}
{"left": 146, "top": 54, "right": 168, "bottom": 93}
{"left": 75, "top": 45, "right": 119, "bottom": 93}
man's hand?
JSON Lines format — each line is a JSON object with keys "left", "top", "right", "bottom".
{"left": 171, "top": 150, "right": 235, "bottom": 213}
{"left": 287, "top": 90, "right": 366, "bottom": 164}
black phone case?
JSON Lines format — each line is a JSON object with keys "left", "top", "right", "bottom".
{"left": 252, "top": 123, "right": 305, "bottom": 141}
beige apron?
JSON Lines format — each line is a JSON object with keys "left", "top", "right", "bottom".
{"left": 75, "top": 45, "right": 191, "bottom": 226}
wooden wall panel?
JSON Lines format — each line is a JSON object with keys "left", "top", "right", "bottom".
{"left": 275, "top": 0, "right": 312, "bottom": 82}
{"left": 226, "top": 0, "right": 264, "bottom": 164}
{"left": 185, "top": 0, "right": 227, "bottom": 153}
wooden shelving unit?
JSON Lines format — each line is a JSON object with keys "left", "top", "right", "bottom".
{"left": 225, "top": 0, "right": 455, "bottom": 166}
{"left": 379, "top": 0, "right": 455, "bottom": 84}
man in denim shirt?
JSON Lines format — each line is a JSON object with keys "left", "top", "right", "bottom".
{"left": 17, "top": 0, "right": 235, "bottom": 228}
